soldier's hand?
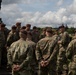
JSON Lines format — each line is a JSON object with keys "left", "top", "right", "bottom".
{"left": 40, "top": 60, "right": 45, "bottom": 67}
{"left": 12, "top": 64, "right": 20, "bottom": 71}
{"left": 44, "top": 61, "right": 49, "bottom": 67}
{"left": 12, "top": 64, "right": 17, "bottom": 71}
{"left": 16, "top": 65, "right": 20, "bottom": 71}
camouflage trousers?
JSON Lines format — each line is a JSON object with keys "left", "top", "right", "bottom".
{"left": 12, "top": 70, "right": 32, "bottom": 75}
{"left": 38, "top": 62, "right": 57, "bottom": 75}
{"left": 56, "top": 62, "right": 68, "bottom": 75}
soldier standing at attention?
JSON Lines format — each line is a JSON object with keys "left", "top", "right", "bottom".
{"left": 26, "top": 32, "right": 38, "bottom": 75}
{"left": 58, "top": 25, "right": 70, "bottom": 50}
{"left": 7, "top": 30, "right": 33, "bottom": 75}
{"left": 36, "top": 28, "right": 59, "bottom": 75}
{"left": 57, "top": 25, "right": 70, "bottom": 75}
{"left": 7, "top": 25, "right": 17, "bottom": 47}
{"left": 66, "top": 35, "right": 76, "bottom": 67}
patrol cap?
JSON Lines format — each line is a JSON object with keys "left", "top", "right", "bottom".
{"left": 46, "top": 28, "right": 53, "bottom": 33}
{"left": 16, "top": 22, "right": 21, "bottom": 26}
{"left": 0, "top": 23, "right": 6, "bottom": 27}
{"left": 26, "top": 24, "right": 31, "bottom": 27}
{"left": 11, "top": 25, "right": 17, "bottom": 29}
{"left": 20, "top": 30, "right": 27, "bottom": 35}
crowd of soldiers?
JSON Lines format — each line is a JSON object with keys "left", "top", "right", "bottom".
{"left": 0, "top": 22, "right": 76, "bottom": 75}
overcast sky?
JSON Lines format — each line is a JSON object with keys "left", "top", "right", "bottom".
{"left": 0, "top": 0, "right": 76, "bottom": 28}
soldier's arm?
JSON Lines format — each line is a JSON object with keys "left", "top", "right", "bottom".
{"left": 7, "top": 44, "right": 14, "bottom": 66}
{"left": 20, "top": 46, "right": 33, "bottom": 69}
{"left": 7, "top": 33, "right": 14, "bottom": 46}
{"left": 66, "top": 41, "right": 73, "bottom": 60}
{"left": 47, "top": 44, "right": 59, "bottom": 62}
{"left": 35, "top": 42, "right": 43, "bottom": 62}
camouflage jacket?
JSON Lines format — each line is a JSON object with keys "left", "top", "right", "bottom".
{"left": 7, "top": 39, "right": 33, "bottom": 70}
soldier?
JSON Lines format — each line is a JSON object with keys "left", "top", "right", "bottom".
{"left": 66, "top": 37, "right": 76, "bottom": 62}
{"left": 15, "top": 22, "right": 21, "bottom": 40}
{"left": 25, "top": 24, "right": 31, "bottom": 33}
{"left": 57, "top": 25, "right": 70, "bottom": 75}
{"left": 7, "top": 30, "right": 33, "bottom": 75}
{"left": 0, "top": 23, "right": 6, "bottom": 68}
{"left": 58, "top": 25, "right": 70, "bottom": 49}
{"left": 39, "top": 28, "right": 46, "bottom": 40}
{"left": 35, "top": 28, "right": 59, "bottom": 75}
{"left": 26, "top": 32, "right": 38, "bottom": 75}
{"left": 68, "top": 55, "right": 76, "bottom": 75}
{"left": 32, "top": 26, "right": 40, "bottom": 43}
{"left": 7, "top": 25, "right": 18, "bottom": 47}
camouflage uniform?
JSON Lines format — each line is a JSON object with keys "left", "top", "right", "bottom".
{"left": 59, "top": 31, "right": 70, "bottom": 49}
{"left": 36, "top": 36, "right": 59, "bottom": 75}
{"left": 32, "top": 31, "right": 40, "bottom": 43}
{"left": 7, "top": 39, "right": 33, "bottom": 75}
{"left": 57, "top": 31, "right": 70, "bottom": 75}
{"left": 7, "top": 31, "right": 18, "bottom": 47}
{"left": 68, "top": 55, "right": 76, "bottom": 75}
{"left": 26, "top": 40, "right": 38, "bottom": 75}
{"left": 57, "top": 45, "right": 67, "bottom": 75}
{"left": 66, "top": 39, "right": 76, "bottom": 60}
{"left": 39, "top": 33, "right": 46, "bottom": 40}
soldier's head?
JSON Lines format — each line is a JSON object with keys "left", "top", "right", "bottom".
{"left": 73, "top": 55, "right": 76, "bottom": 62}
{"left": 59, "top": 24, "right": 65, "bottom": 33}
{"left": 19, "top": 30, "right": 27, "bottom": 40}
{"left": 27, "top": 32, "right": 32, "bottom": 40}
{"left": 42, "top": 27, "right": 47, "bottom": 34}
{"left": 16, "top": 22, "right": 21, "bottom": 30}
{"left": 20, "top": 26, "right": 26, "bottom": 31}
{"left": 0, "top": 23, "right": 6, "bottom": 31}
{"left": 46, "top": 27, "right": 53, "bottom": 37}
{"left": 25, "top": 24, "right": 31, "bottom": 31}
{"left": 33, "top": 26, "right": 37, "bottom": 32}
{"left": 11, "top": 25, "right": 17, "bottom": 33}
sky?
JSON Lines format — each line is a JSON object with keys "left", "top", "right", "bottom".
{"left": 0, "top": 0, "right": 76, "bottom": 28}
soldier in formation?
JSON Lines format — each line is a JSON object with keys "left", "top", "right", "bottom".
{"left": 0, "top": 22, "right": 76, "bottom": 75}
{"left": 7, "top": 30, "right": 33, "bottom": 75}
{"left": 35, "top": 28, "right": 59, "bottom": 75}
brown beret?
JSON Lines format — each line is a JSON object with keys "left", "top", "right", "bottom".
{"left": 21, "top": 26, "right": 26, "bottom": 29}
{"left": 16, "top": 22, "right": 21, "bottom": 26}
{"left": 26, "top": 24, "right": 31, "bottom": 27}
{"left": 12, "top": 25, "right": 17, "bottom": 29}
